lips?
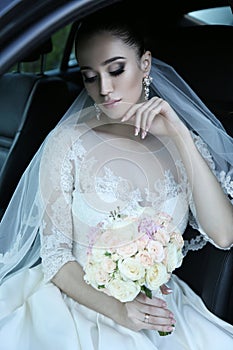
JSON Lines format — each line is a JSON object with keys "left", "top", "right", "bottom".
{"left": 102, "top": 99, "right": 121, "bottom": 108}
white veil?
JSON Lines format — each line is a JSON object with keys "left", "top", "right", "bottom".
{"left": 0, "top": 57, "right": 232, "bottom": 285}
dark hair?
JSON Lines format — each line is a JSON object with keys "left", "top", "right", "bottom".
{"left": 75, "top": 4, "right": 146, "bottom": 62}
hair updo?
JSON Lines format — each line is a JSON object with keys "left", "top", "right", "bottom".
{"left": 75, "top": 4, "right": 146, "bottom": 63}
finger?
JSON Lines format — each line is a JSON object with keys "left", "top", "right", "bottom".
{"left": 147, "top": 314, "right": 176, "bottom": 327}
{"left": 137, "top": 98, "right": 165, "bottom": 137}
{"left": 160, "top": 284, "right": 173, "bottom": 295}
{"left": 140, "top": 102, "right": 159, "bottom": 132}
{"left": 144, "top": 98, "right": 166, "bottom": 125}
{"left": 121, "top": 104, "right": 141, "bottom": 122}
{"left": 136, "top": 292, "right": 167, "bottom": 308}
{"left": 142, "top": 305, "right": 175, "bottom": 320}
{"left": 140, "top": 313, "right": 176, "bottom": 333}
{"left": 121, "top": 99, "right": 156, "bottom": 136}
{"left": 120, "top": 104, "right": 141, "bottom": 136}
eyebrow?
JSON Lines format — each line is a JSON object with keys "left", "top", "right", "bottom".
{"left": 80, "top": 56, "right": 126, "bottom": 70}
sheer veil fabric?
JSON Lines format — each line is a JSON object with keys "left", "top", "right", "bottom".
{"left": 0, "top": 57, "right": 232, "bottom": 285}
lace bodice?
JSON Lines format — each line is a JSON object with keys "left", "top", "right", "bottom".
{"left": 39, "top": 126, "right": 231, "bottom": 282}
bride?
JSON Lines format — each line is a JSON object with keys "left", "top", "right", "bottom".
{"left": 0, "top": 4, "right": 233, "bottom": 350}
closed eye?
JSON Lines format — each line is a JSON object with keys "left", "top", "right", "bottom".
{"left": 82, "top": 63, "right": 125, "bottom": 83}
{"left": 110, "top": 66, "right": 125, "bottom": 77}
{"left": 83, "top": 75, "right": 97, "bottom": 83}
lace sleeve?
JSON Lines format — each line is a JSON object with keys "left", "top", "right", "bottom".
{"left": 185, "top": 132, "right": 233, "bottom": 252}
{"left": 39, "top": 126, "right": 83, "bottom": 282}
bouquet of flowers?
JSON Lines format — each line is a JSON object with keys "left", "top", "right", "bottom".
{"left": 83, "top": 206, "right": 184, "bottom": 335}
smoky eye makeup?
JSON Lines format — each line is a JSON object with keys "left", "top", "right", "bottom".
{"left": 81, "top": 61, "right": 126, "bottom": 83}
{"left": 81, "top": 71, "right": 97, "bottom": 83}
{"left": 83, "top": 75, "right": 97, "bottom": 83}
{"left": 109, "top": 62, "right": 125, "bottom": 76}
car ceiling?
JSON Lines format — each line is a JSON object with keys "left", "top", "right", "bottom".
{"left": 0, "top": 0, "right": 232, "bottom": 75}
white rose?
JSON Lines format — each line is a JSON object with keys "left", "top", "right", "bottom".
{"left": 118, "top": 257, "right": 145, "bottom": 281}
{"left": 146, "top": 263, "right": 169, "bottom": 291}
{"left": 91, "top": 247, "right": 107, "bottom": 262}
{"left": 106, "top": 276, "right": 140, "bottom": 302}
{"left": 84, "top": 262, "right": 100, "bottom": 288}
{"left": 95, "top": 267, "right": 110, "bottom": 285}
{"left": 164, "top": 243, "right": 183, "bottom": 273}
{"left": 170, "top": 231, "right": 184, "bottom": 249}
{"left": 102, "top": 256, "right": 117, "bottom": 273}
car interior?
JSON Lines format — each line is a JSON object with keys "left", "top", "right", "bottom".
{"left": 0, "top": 0, "right": 232, "bottom": 326}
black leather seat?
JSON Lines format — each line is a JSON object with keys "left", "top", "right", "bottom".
{"left": 0, "top": 39, "right": 71, "bottom": 219}
{"left": 148, "top": 24, "right": 233, "bottom": 325}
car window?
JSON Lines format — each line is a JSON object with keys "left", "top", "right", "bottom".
{"left": 9, "top": 24, "right": 71, "bottom": 73}
{"left": 185, "top": 5, "right": 233, "bottom": 26}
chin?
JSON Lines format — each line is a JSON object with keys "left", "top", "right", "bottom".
{"left": 101, "top": 102, "right": 133, "bottom": 121}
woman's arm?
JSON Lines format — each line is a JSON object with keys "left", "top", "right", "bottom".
{"left": 52, "top": 260, "right": 175, "bottom": 334}
{"left": 39, "top": 126, "right": 175, "bottom": 334}
{"left": 122, "top": 97, "right": 233, "bottom": 247}
{"left": 175, "top": 126, "right": 233, "bottom": 248}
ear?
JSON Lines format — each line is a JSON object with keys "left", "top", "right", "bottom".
{"left": 141, "top": 51, "right": 152, "bottom": 75}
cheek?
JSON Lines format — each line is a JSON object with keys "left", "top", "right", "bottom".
{"left": 120, "top": 70, "right": 143, "bottom": 103}
{"left": 84, "top": 84, "right": 98, "bottom": 100}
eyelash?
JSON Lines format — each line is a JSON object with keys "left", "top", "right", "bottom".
{"left": 83, "top": 65, "right": 125, "bottom": 84}
{"left": 110, "top": 66, "right": 125, "bottom": 77}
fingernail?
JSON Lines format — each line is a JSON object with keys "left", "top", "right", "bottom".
{"left": 166, "top": 288, "right": 173, "bottom": 294}
{"left": 134, "top": 128, "right": 139, "bottom": 136}
{"left": 121, "top": 116, "right": 126, "bottom": 121}
{"left": 141, "top": 131, "right": 147, "bottom": 139}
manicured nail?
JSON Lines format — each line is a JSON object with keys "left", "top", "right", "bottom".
{"left": 141, "top": 131, "right": 147, "bottom": 139}
{"left": 134, "top": 127, "right": 139, "bottom": 136}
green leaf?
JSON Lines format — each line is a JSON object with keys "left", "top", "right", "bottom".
{"left": 158, "top": 331, "right": 172, "bottom": 336}
{"left": 158, "top": 325, "right": 174, "bottom": 336}
{"left": 98, "top": 285, "right": 105, "bottom": 289}
{"left": 141, "top": 285, "right": 152, "bottom": 299}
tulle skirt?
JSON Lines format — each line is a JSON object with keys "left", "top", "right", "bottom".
{"left": 0, "top": 264, "right": 233, "bottom": 350}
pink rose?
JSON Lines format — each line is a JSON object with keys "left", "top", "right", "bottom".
{"left": 135, "top": 250, "right": 154, "bottom": 267}
{"left": 116, "top": 242, "right": 138, "bottom": 258}
{"left": 147, "top": 240, "right": 165, "bottom": 262}
{"left": 153, "top": 228, "right": 170, "bottom": 245}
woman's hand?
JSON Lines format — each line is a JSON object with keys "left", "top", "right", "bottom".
{"left": 121, "top": 96, "right": 187, "bottom": 139}
{"left": 118, "top": 292, "right": 176, "bottom": 333}
{"left": 160, "top": 283, "right": 173, "bottom": 295}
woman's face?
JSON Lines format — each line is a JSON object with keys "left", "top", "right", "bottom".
{"left": 77, "top": 32, "right": 150, "bottom": 120}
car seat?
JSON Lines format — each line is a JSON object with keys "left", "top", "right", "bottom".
{"left": 0, "top": 39, "right": 71, "bottom": 219}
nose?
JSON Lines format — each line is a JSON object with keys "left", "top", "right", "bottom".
{"left": 99, "top": 75, "right": 113, "bottom": 96}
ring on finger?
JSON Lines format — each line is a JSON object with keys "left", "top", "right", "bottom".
{"left": 144, "top": 313, "right": 150, "bottom": 323}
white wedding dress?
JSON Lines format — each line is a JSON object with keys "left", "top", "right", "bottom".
{"left": 0, "top": 124, "right": 233, "bottom": 350}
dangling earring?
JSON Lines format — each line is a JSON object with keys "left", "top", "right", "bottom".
{"left": 94, "top": 103, "right": 101, "bottom": 120}
{"left": 143, "top": 75, "right": 153, "bottom": 100}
